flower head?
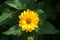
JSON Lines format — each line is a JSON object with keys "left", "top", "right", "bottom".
{"left": 19, "top": 9, "right": 39, "bottom": 32}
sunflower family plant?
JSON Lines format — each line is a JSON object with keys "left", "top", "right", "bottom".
{"left": 0, "top": 0, "right": 59, "bottom": 40}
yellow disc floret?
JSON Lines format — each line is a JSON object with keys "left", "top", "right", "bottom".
{"left": 19, "top": 9, "right": 39, "bottom": 32}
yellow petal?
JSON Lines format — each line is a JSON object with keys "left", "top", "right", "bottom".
{"left": 19, "top": 9, "right": 40, "bottom": 32}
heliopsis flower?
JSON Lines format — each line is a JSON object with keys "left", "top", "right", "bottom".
{"left": 19, "top": 9, "right": 39, "bottom": 32}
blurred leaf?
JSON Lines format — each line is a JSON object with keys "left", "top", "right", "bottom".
{"left": 35, "top": 21, "right": 59, "bottom": 34}
{"left": 20, "top": 0, "right": 33, "bottom": 4}
{"left": 56, "top": 3, "right": 60, "bottom": 13}
{"left": 0, "top": 9, "right": 13, "bottom": 25}
{"left": 19, "top": 0, "right": 36, "bottom": 9}
{"left": 35, "top": 9, "right": 44, "bottom": 14}
{"left": 5, "top": 0, "right": 26, "bottom": 10}
{"left": 35, "top": 9, "right": 46, "bottom": 27}
{"left": 37, "top": 2, "right": 56, "bottom": 19}
{"left": 3, "top": 24, "right": 22, "bottom": 36}
{"left": 37, "top": 1, "right": 45, "bottom": 9}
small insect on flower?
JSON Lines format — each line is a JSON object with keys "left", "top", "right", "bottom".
{"left": 19, "top": 9, "right": 40, "bottom": 32}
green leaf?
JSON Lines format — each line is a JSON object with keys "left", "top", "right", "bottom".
{"left": 3, "top": 24, "right": 22, "bottom": 36}
{"left": 35, "top": 9, "right": 44, "bottom": 14}
{"left": 37, "top": 1, "right": 45, "bottom": 9}
{"left": 35, "top": 21, "right": 59, "bottom": 34}
{"left": 35, "top": 9, "right": 46, "bottom": 27}
{"left": 0, "top": 9, "right": 13, "bottom": 25}
{"left": 23, "top": 0, "right": 36, "bottom": 9}
{"left": 5, "top": 0, "right": 26, "bottom": 10}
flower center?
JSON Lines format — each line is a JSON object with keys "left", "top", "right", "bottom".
{"left": 26, "top": 19, "right": 31, "bottom": 24}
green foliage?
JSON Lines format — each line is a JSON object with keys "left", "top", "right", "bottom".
{"left": 3, "top": 24, "right": 22, "bottom": 36}
{"left": 5, "top": 0, "right": 26, "bottom": 10}
{"left": 35, "top": 21, "right": 58, "bottom": 34}
{"left": 35, "top": 9, "right": 46, "bottom": 27}
{"left": 35, "top": 9, "right": 58, "bottom": 34}
{"left": 0, "top": 8, "right": 13, "bottom": 25}
{"left": 37, "top": 1, "right": 45, "bottom": 9}
{"left": 0, "top": 0, "right": 60, "bottom": 40}
{"left": 37, "top": 1, "right": 56, "bottom": 19}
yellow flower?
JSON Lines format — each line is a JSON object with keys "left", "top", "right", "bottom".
{"left": 19, "top": 9, "right": 39, "bottom": 32}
